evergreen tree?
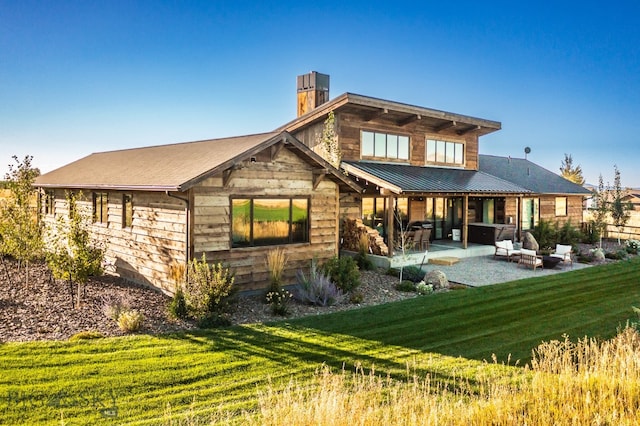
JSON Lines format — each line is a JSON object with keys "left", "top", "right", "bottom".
{"left": 559, "top": 153, "right": 585, "bottom": 185}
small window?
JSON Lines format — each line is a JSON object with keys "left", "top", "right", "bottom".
{"left": 93, "top": 192, "right": 108, "bottom": 224}
{"left": 231, "top": 197, "right": 309, "bottom": 247}
{"left": 122, "top": 194, "right": 133, "bottom": 228}
{"left": 555, "top": 197, "right": 567, "bottom": 217}
{"left": 44, "top": 190, "right": 54, "bottom": 215}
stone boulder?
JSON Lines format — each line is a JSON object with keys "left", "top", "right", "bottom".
{"left": 522, "top": 231, "right": 539, "bottom": 252}
{"left": 424, "top": 270, "right": 449, "bottom": 290}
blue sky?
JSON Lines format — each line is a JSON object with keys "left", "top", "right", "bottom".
{"left": 2, "top": 1, "right": 639, "bottom": 186}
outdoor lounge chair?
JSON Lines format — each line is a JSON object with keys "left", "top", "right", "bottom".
{"left": 408, "top": 229, "right": 423, "bottom": 250}
{"left": 419, "top": 228, "right": 431, "bottom": 251}
{"left": 519, "top": 248, "right": 543, "bottom": 270}
{"left": 550, "top": 244, "right": 573, "bottom": 267}
{"left": 494, "top": 239, "right": 520, "bottom": 262}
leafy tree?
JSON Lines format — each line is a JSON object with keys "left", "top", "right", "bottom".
{"left": 590, "top": 174, "right": 610, "bottom": 249}
{"left": 559, "top": 153, "right": 585, "bottom": 185}
{"left": 610, "top": 165, "right": 632, "bottom": 245}
{"left": 0, "top": 155, "right": 43, "bottom": 285}
{"left": 46, "top": 192, "right": 105, "bottom": 308}
{"left": 317, "top": 110, "right": 342, "bottom": 169}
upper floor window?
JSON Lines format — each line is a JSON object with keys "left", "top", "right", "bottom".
{"left": 361, "top": 131, "right": 409, "bottom": 160}
{"left": 231, "top": 197, "right": 309, "bottom": 247}
{"left": 426, "top": 139, "right": 464, "bottom": 165}
{"left": 122, "top": 193, "right": 133, "bottom": 228}
{"left": 93, "top": 192, "right": 108, "bottom": 224}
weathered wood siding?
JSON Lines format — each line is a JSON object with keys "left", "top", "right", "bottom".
{"left": 539, "top": 195, "right": 584, "bottom": 226}
{"left": 40, "top": 189, "right": 187, "bottom": 294}
{"left": 192, "top": 148, "right": 340, "bottom": 292}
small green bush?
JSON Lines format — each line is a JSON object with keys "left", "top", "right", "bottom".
{"left": 184, "top": 254, "right": 237, "bottom": 325}
{"left": 349, "top": 289, "right": 364, "bottom": 304}
{"left": 626, "top": 239, "right": 639, "bottom": 255}
{"left": 117, "top": 309, "right": 144, "bottom": 333}
{"left": 69, "top": 331, "right": 104, "bottom": 341}
{"left": 169, "top": 286, "right": 189, "bottom": 320}
{"left": 197, "top": 313, "right": 231, "bottom": 328}
{"left": 605, "top": 249, "right": 628, "bottom": 260}
{"left": 416, "top": 281, "right": 434, "bottom": 295}
{"left": 354, "top": 252, "right": 374, "bottom": 270}
{"left": 581, "top": 221, "right": 600, "bottom": 244}
{"left": 266, "top": 289, "right": 293, "bottom": 316}
{"left": 395, "top": 280, "right": 416, "bottom": 292}
{"left": 321, "top": 256, "right": 361, "bottom": 293}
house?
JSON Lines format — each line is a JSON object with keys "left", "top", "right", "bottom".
{"left": 35, "top": 71, "right": 591, "bottom": 294}
{"left": 35, "top": 131, "right": 360, "bottom": 293}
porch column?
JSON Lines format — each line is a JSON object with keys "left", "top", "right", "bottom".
{"left": 386, "top": 194, "right": 394, "bottom": 257}
{"left": 463, "top": 194, "right": 469, "bottom": 249}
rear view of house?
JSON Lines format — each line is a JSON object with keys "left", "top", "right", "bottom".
{"left": 35, "top": 71, "right": 591, "bottom": 294}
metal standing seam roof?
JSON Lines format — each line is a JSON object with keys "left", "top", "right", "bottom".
{"left": 478, "top": 155, "right": 593, "bottom": 195}
{"left": 34, "top": 132, "right": 361, "bottom": 193}
{"left": 342, "top": 161, "right": 531, "bottom": 194}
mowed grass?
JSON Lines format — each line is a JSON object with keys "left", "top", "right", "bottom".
{"left": 1, "top": 258, "right": 640, "bottom": 424}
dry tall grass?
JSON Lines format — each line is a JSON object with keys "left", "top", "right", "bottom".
{"left": 240, "top": 327, "right": 640, "bottom": 426}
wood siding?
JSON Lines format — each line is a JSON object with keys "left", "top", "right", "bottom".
{"left": 40, "top": 189, "right": 187, "bottom": 294}
{"left": 293, "top": 111, "right": 481, "bottom": 171}
{"left": 192, "top": 148, "right": 340, "bottom": 292}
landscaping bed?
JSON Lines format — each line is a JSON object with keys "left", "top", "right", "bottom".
{"left": 0, "top": 259, "right": 419, "bottom": 342}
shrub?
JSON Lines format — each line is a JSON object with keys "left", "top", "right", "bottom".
{"left": 102, "top": 297, "right": 130, "bottom": 322}
{"left": 626, "top": 239, "right": 639, "bottom": 255}
{"left": 349, "top": 290, "right": 364, "bottom": 304}
{"left": 184, "top": 254, "right": 237, "bottom": 324}
{"left": 265, "top": 247, "right": 287, "bottom": 294}
{"left": 354, "top": 234, "right": 374, "bottom": 271}
{"left": 294, "top": 262, "right": 345, "bottom": 307}
{"left": 169, "top": 286, "right": 189, "bottom": 320}
{"left": 117, "top": 309, "right": 144, "bottom": 332}
{"left": 321, "top": 256, "right": 361, "bottom": 293}
{"left": 400, "top": 265, "right": 425, "bottom": 283}
{"left": 415, "top": 281, "right": 434, "bottom": 295}
{"left": 556, "top": 220, "right": 581, "bottom": 246}
{"left": 532, "top": 219, "right": 556, "bottom": 251}
{"left": 266, "top": 289, "right": 293, "bottom": 316}
{"left": 69, "top": 331, "right": 104, "bottom": 341}
{"left": 605, "top": 249, "right": 628, "bottom": 260}
{"left": 581, "top": 220, "right": 600, "bottom": 244}
{"left": 395, "top": 280, "right": 416, "bottom": 292}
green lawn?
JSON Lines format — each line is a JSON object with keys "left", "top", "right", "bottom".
{"left": 1, "top": 258, "right": 640, "bottom": 424}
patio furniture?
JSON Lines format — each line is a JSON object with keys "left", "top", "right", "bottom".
{"left": 519, "top": 248, "right": 543, "bottom": 270}
{"left": 550, "top": 244, "right": 573, "bottom": 267}
{"left": 494, "top": 239, "right": 521, "bottom": 262}
{"left": 542, "top": 255, "right": 562, "bottom": 269}
{"left": 419, "top": 228, "right": 431, "bottom": 250}
{"left": 408, "top": 229, "right": 423, "bottom": 250}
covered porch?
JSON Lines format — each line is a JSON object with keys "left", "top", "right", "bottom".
{"left": 342, "top": 161, "right": 532, "bottom": 262}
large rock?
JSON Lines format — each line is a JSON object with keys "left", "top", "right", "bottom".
{"left": 522, "top": 232, "right": 539, "bottom": 252}
{"left": 424, "top": 270, "right": 449, "bottom": 290}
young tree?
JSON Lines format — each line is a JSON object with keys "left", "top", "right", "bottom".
{"left": 610, "top": 165, "right": 632, "bottom": 245}
{"left": 0, "top": 155, "right": 43, "bottom": 285}
{"left": 559, "top": 153, "right": 585, "bottom": 185}
{"left": 46, "top": 192, "right": 105, "bottom": 308}
{"left": 590, "top": 174, "right": 610, "bottom": 249}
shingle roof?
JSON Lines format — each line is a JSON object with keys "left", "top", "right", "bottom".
{"left": 342, "top": 161, "right": 531, "bottom": 194}
{"left": 35, "top": 132, "right": 361, "bottom": 193}
{"left": 478, "top": 155, "right": 592, "bottom": 195}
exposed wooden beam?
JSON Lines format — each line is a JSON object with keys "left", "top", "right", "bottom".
{"left": 434, "top": 120, "right": 457, "bottom": 133}
{"left": 364, "top": 108, "right": 388, "bottom": 122}
{"left": 397, "top": 114, "right": 421, "bottom": 127}
{"left": 457, "top": 125, "right": 482, "bottom": 136}
{"left": 312, "top": 168, "right": 328, "bottom": 190}
{"left": 270, "top": 141, "right": 285, "bottom": 161}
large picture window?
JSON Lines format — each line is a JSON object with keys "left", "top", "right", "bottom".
{"left": 361, "top": 131, "right": 409, "bottom": 160}
{"left": 93, "top": 192, "right": 108, "bottom": 224}
{"left": 232, "top": 197, "right": 309, "bottom": 247}
{"left": 426, "top": 139, "right": 464, "bottom": 165}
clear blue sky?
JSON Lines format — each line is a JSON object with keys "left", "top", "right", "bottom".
{"left": 2, "top": 1, "right": 639, "bottom": 187}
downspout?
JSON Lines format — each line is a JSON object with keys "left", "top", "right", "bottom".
{"left": 166, "top": 191, "right": 190, "bottom": 267}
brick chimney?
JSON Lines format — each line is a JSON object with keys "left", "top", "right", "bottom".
{"left": 297, "top": 71, "right": 330, "bottom": 117}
